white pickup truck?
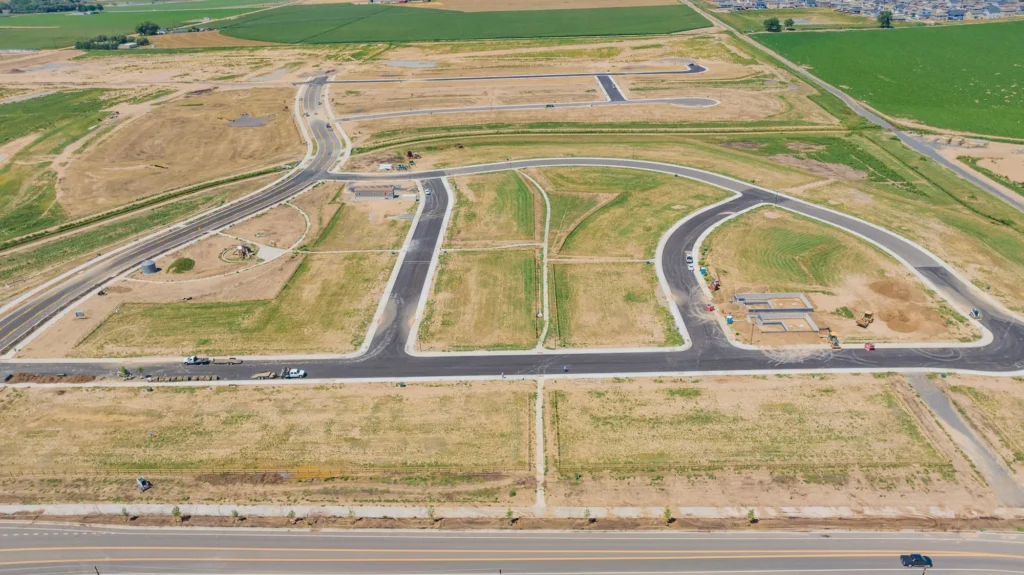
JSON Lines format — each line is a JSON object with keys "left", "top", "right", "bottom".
{"left": 284, "top": 368, "right": 307, "bottom": 379}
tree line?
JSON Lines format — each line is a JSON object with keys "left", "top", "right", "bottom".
{"left": 1, "top": 0, "right": 104, "bottom": 13}
{"left": 74, "top": 33, "right": 149, "bottom": 49}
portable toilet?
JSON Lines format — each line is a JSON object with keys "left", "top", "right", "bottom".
{"left": 140, "top": 259, "right": 158, "bottom": 274}
{"left": 726, "top": 313, "right": 733, "bottom": 325}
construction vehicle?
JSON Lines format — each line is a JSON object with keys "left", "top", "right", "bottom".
{"left": 855, "top": 311, "right": 874, "bottom": 328}
{"left": 828, "top": 335, "right": 841, "bottom": 349}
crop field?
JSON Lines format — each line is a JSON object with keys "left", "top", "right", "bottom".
{"left": 0, "top": 9, "right": 257, "bottom": 49}
{"left": 529, "top": 167, "right": 730, "bottom": 258}
{"left": 943, "top": 377, "right": 1024, "bottom": 472}
{"left": 0, "top": 175, "right": 274, "bottom": 302}
{"left": 0, "top": 381, "right": 533, "bottom": 505}
{"left": 549, "top": 262, "right": 679, "bottom": 348}
{"left": 72, "top": 252, "right": 395, "bottom": 357}
{"left": 420, "top": 249, "right": 540, "bottom": 351}
{"left": 547, "top": 377, "right": 959, "bottom": 494}
{"left": 447, "top": 172, "right": 536, "bottom": 246}
{"left": 759, "top": 21, "right": 1024, "bottom": 139}
{"left": 218, "top": 3, "right": 709, "bottom": 44}
{"left": 714, "top": 8, "right": 890, "bottom": 32}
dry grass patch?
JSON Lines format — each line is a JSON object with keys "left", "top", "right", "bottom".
{"left": 549, "top": 262, "right": 678, "bottom": 348}
{"left": 703, "top": 207, "right": 978, "bottom": 345}
{"left": 942, "top": 376, "right": 1024, "bottom": 474}
{"left": 313, "top": 193, "right": 416, "bottom": 252}
{"left": 529, "top": 166, "right": 730, "bottom": 258}
{"left": 149, "top": 30, "right": 278, "bottom": 49}
{"left": 545, "top": 376, "right": 985, "bottom": 509}
{"left": 0, "top": 381, "right": 533, "bottom": 505}
{"left": 447, "top": 171, "right": 537, "bottom": 247}
{"left": 62, "top": 88, "right": 303, "bottom": 217}
{"left": 72, "top": 252, "right": 394, "bottom": 357}
{"left": 420, "top": 248, "right": 540, "bottom": 351}
{"left": 226, "top": 203, "right": 308, "bottom": 249}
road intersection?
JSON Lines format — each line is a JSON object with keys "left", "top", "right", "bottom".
{"left": 1, "top": 73, "right": 1023, "bottom": 381}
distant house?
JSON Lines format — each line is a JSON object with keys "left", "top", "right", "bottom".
{"left": 947, "top": 8, "right": 966, "bottom": 17}
{"left": 349, "top": 184, "right": 397, "bottom": 199}
{"left": 981, "top": 4, "right": 1002, "bottom": 16}
{"left": 118, "top": 42, "right": 139, "bottom": 49}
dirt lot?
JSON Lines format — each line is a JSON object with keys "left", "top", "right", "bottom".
{"left": 350, "top": 135, "right": 819, "bottom": 193}
{"left": 61, "top": 88, "right": 303, "bottom": 217}
{"left": 941, "top": 141, "right": 1024, "bottom": 184}
{"left": 549, "top": 262, "right": 677, "bottom": 348}
{"left": 334, "top": 77, "right": 604, "bottom": 116}
{"left": 545, "top": 375, "right": 992, "bottom": 510}
{"left": 0, "top": 381, "right": 534, "bottom": 506}
{"left": 447, "top": 172, "right": 540, "bottom": 247}
{"left": 419, "top": 248, "right": 541, "bottom": 351}
{"left": 149, "top": 30, "right": 278, "bottom": 49}
{"left": 939, "top": 375, "right": 1024, "bottom": 477}
{"left": 527, "top": 166, "right": 730, "bottom": 258}
{"left": 227, "top": 203, "right": 308, "bottom": 249}
{"left": 703, "top": 207, "right": 979, "bottom": 346}
{"left": 312, "top": 188, "right": 417, "bottom": 252}
{"left": 133, "top": 234, "right": 257, "bottom": 282}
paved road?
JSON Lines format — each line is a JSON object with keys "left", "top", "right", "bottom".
{"left": 596, "top": 74, "right": 626, "bottom": 101}
{"left": 4, "top": 157, "right": 1023, "bottom": 381}
{"left": 1, "top": 524, "right": 1023, "bottom": 574}
{"left": 324, "top": 64, "right": 706, "bottom": 84}
{"left": 0, "top": 77, "right": 341, "bottom": 355}
{"left": 682, "top": 0, "right": 1024, "bottom": 213}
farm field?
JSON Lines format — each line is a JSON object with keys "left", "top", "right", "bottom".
{"left": 527, "top": 167, "right": 730, "bottom": 258}
{"left": 549, "top": 262, "right": 679, "bottom": 348}
{"left": 758, "top": 21, "right": 1024, "bottom": 139}
{"left": 103, "top": 0, "right": 290, "bottom": 11}
{"left": 71, "top": 252, "right": 395, "bottom": 357}
{"left": 713, "top": 7, "right": 891, "bottom": 31}
{"left": 703, "top": 207, "right": 977, "bottom": 344}
{"left": 446, "top": 172, "right": 537, "bottom": 247}
{"left": 0, "top": 9, "right": 257, "bottom": 49}
{"left": 0, "top": 381, "right": 534, "bottom": 505}
{"left": 64, "top": 87, "right": 303, "bottom": 218}
{"left": 545, "top": 376, "right": 989, "bottom": 509}
{"left": 941, "top": 376, "right": 1024, "bottom": 475}
{"left": 419, "top": 249, "right": 541, "bottom": 351}
{"left": 218, "top": 3, "right": 710, "bottom": 44}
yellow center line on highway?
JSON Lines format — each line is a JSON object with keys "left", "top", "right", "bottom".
{"left": 0, "top": 551, "right": 1021, "bottom": 567}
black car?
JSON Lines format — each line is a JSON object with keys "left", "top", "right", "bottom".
{"left": 900, "top": 554, "right": 933, "bottom": 568}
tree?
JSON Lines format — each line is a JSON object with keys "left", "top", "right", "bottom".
{"left": 877, "top": 9, "right": 893, "bottom": 27}
{"left": 135, "top": 20, "right": 159, "bottom": 35}
{"left": 763, "top": 17, "right": 782, "bottom": 32}
{"left": 783, "top": 17, "right": 795, "bottom": 28}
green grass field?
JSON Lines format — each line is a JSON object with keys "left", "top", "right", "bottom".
{"left": 758, "top": 21, "right": 1024, "bottom": 139}
{"left": 0, "top": 8, "right": 255, "bottom": 49}
{"left": 448, "top": 172, "right": 534, "bottom": 245}
{"left": 218, "top": 3, "right": 709, "bottom": 44}
{"left": 715, "top": 8, "right": 883, "bottom": 32}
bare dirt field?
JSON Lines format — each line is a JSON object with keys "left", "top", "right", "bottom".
{"left": 940, "top": 141, "right": 1024, "bottom": 184}
{"left": 703, "top": 207, "right": 979, "bottom": 346}
{"left": 227, "top": 203, "right": 308, "bottom": 249}
{"left": 419, "top": 248, "right": 540, "bottom": 351}
{"left": 939, "top": 375, "right": 1024, "bottom": 478}
{"left": 149, "top": 30, "right": 277, "bottom": 49}
{"left": 549, "top": 262, "right": 678, "bottom": 348}
{"left": 446, "top": 172, "right": 539, "bottom": 247}
{"left": 132, "top": 234, "right": 256, "bottom": 282}
{"left": 312, "top": 190, "right": 416, "bottom": 252}
{"left": 0, "top": 381, "right": 534, "bottom": 506}
{"left": 546, "top": 375, "right": 992, "bottom": 511}
{"left": 527, "top": 166, "right": 730, "bottom": 258}
{"left": 61, "top": 88, "right": 303, "bottom": 217}
{"left": 334, "top": 77, "right": 604, "bottom": 116}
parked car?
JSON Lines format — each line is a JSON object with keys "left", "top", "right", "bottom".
{"left": 900, "top": 554, "right": 932, "bottom": 568}
{"left": 545, "top": 104, "right": 555, "bottom": 108}
{"left": 284, "top": 368, "right": 306, "bottom": 379}
{"left": 136, "top": 476, "right": 152, "bottom": 492}
{"left": 182, "top": 356, "right": 210, "bottom": 365}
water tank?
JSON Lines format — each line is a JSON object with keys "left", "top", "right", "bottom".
{"left": 140, "top": 259, "right": 158, "bottom": 275}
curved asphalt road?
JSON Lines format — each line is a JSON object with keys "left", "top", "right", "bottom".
{"left": 1, "top": 524, "right": 1023, "bottom": 573}
{"left": 2, "top": 155, "right": 1023, "bottom": 380}
{"left": 0, "top": 77, "right": 342, "bottom": 356}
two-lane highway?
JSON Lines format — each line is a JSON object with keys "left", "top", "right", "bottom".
{"left": 1, "top": 524, "right": 1023, "bottom": 574}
